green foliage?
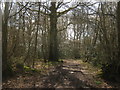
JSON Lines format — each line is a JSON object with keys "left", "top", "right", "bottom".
{"left": 94, "top": 80, "right": 102, "bottom": 85}
{"left": 23, "top": 65, "right": 41, "bottom": 72}
{"left": 47, "top": 60, "right": 63, "bottom": 66}
{"left": 24, "top": 66, "right": 33, "bottom": 71}
{"left": 24, "top": 66, "right": 30, "bottom": 70}
{"left": 58, "top": 59, "right": 63, "bottom": 62}
{"left": 91, "top": 57, "right": 102, "bottom": 68}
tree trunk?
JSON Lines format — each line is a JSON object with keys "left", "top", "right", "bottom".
{"left": 116, "top": 1, "right": 120, "bottom": 74}
{"left": 48, "top": 2, "right": 58, "bottom": 61}
{"left": 2, "top": 2, "right": 13, "bottom": 79}
{"left": 32, "top": 3, "right": 41, "bottom": 68}
{"left": 0, "top": 5, "right": 2, "bottom": 83}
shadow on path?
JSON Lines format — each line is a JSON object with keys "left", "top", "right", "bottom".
{"left": 41, "top": 64, "right": 94, "bottom": 88}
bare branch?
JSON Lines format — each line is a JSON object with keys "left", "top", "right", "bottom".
{"left": 9, "top": 2, "right": 29, "bottom": 18}
{"left": 26, "top": 7, "right": 50, "bottom": 16}
{"left": 56, "top": 2, "right": 71, "bottom": 9}
{"left": 57, "top": 4, "right": 79, "bottom": 17}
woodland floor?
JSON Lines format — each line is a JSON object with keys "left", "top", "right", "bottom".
{"left": 2, "top": 59, "right": 120, "bottom": 88}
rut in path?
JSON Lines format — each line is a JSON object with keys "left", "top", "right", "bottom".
{"left": 3, "top": 60, "right": 114, "bottom": 88}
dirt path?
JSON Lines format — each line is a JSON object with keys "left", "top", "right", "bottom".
{"left": 2, "top": 60, "right": 120, "bottom": 88}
